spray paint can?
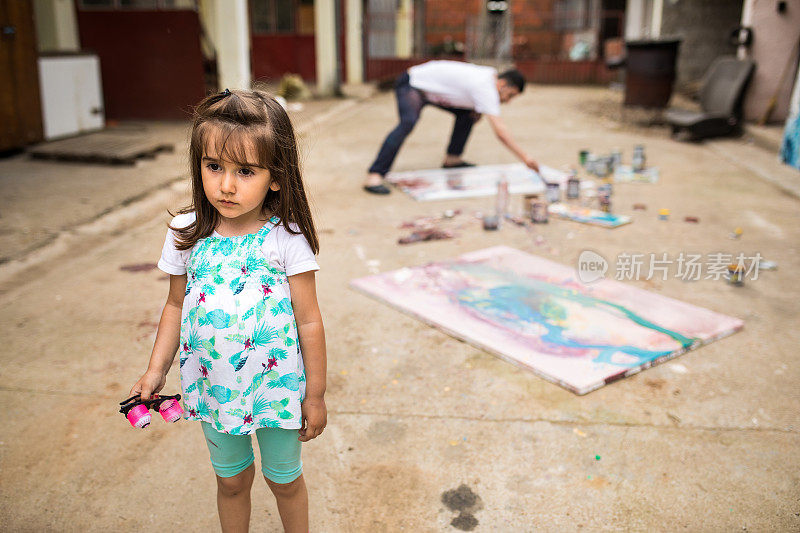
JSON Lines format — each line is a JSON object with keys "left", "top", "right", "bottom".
{"left": 595, "top": 157, "right": 610, "bottom": 178}
{"left": 658, "top": 208, "right": 670, "bottom": 220}
{"left": 585, "top": 154, "right": 597, "bottom": 175}
{"left": 566, "top": 170, "right": 580, "bottom": 199}
{"left": 579, "top": 150, "right": 589, "bottom": 167}
{"left": 632, "top": 145, "right": 646, "bottom": 172}
{"left": 597, "top": 185, "right": 611, "bottom": 213}
{"left": 531, "top": 201, "right": 549, "bottom": 223}
{"left": 496, "top": 177, "right": 509, "bottom": 218}
{"left": 598, "top": 182, "right": 612, "bottom": 198}
{"left": 546, "top": 182, "right": 561, "bottom": 203}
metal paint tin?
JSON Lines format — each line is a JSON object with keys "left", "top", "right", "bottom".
{"left": 531, "top": 201, "right": 549, "bottom": 223}
{"left": 566, "top": 172, "right": 580, "bottom": 199}
{"left": 546, "top": 182, "right": 561, "bottom": 203}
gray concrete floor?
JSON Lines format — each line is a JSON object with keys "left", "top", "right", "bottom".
{"left": 0, "top": 86, "right": 798, "bottom": 531}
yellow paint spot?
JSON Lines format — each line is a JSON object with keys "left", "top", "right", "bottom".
{"left": 340, "top": 370, "right": 348, "bottom": 376}
{"left": 449, "top": 440, "right": 459, "bottom": 446}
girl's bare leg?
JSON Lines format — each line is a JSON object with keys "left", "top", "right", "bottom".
{"left": 265, "top": 474, "right": 309, "bottom": 533}
{"left": 216, "top": 463, "right": 255, "bottom": 533}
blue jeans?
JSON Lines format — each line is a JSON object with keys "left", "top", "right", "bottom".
{"left": 368, "top": 72, "right": 480, "bottom": 176}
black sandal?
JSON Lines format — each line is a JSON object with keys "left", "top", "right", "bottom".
{"left": 363, "top": 183, "right": 391, "bottom": 195}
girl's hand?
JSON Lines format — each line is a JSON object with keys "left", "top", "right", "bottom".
{"left": 298, "top": 397, "right": 327, "bottom": 442}
{"left": 129, "top": 370, "right": 167, "bottom": 400}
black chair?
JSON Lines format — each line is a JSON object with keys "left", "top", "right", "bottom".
{"left": 665, "top": 57, "right": 755, "bottom": 141}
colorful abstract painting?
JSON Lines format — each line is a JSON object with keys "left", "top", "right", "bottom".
{"left": 386, "top": 163, "right": 566, "bottom": 201}
{"left": 548, "top": 203, "right": 631, "bottom": 228}
{"left": 350, "top": 246, "right": 743, "bottom": 394}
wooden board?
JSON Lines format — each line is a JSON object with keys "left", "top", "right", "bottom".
{"left": 28, "top": 131, "right": 173, "bottom": 165}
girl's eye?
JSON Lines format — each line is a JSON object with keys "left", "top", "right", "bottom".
{"left": 207, "top": 163, "right": 221, "bottom": 172}
{"left": 239, "top": 168, "right": 254, "bottom": 177}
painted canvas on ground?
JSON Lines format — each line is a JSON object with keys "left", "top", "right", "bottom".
{"left": 350, "top": 246, "right": 743, "bottom": 394}
{"left": 386, "top": 163, "right": 565, "bottom": 201}
{"left": 548, "top": 203, "right": 631, "bottom": 228}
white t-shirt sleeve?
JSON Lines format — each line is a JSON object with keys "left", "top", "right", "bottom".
{"left": 263, "top": 222, "right": 319, "bottom": 276}
{"left": 157, "top": 213, "right": 194, "bottom": 275}
{"left": 471, "top": 81, "right": 501, "bottom": 116}
{"left": 282, "top": 226, "right": 319, "bottom": 276}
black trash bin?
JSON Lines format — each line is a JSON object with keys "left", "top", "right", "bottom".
{"left": 624, "top": 39, "right": 681, "bottom": 108}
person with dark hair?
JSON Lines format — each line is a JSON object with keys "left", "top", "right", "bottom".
{"left": 129, "top": 89, "right": 326, "bottom": 532}
{"left": 364, "top": 60, "right": 539, "bottom": 194}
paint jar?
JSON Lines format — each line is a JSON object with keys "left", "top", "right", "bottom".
{"left": 658, "top": 208, "right": 670, "bottom": 220}
{"left": 546, "top": 182, "right": 561, "bottom": 203}
{"left": 598, "top": 182, "right": 612, "bottom": 198}
{"left": 531, "top": 201, "right": 549, "bottom": 223}
{"left": 579, "top": 149, "right": 589, "bottom": 167}
{"left": 495, "top": 177, "right": 509, "bottom": 217}
{"left": 483, "top": 215, "right": 499, "bottom": 230}
{"left": 726, "top": 264, "right": 745, "bottom": 286}
{"left": 632, "top": 145, "right": 646, "bottom": 172}
{"left": 566, "top": 171, "right": 580, "bottom": 200}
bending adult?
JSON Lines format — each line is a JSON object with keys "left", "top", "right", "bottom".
{"left": 363, "top": 60, "right": 539, "bottom": 194}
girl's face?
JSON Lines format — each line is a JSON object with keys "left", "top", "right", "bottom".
{"left": 201, "top": 136, "right": 279, "bottom": 226}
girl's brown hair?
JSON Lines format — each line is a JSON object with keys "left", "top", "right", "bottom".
{"left": 171, "top": 89, "right": 318, "bottom": 254}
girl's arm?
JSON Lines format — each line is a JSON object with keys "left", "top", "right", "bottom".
{"left": 287, "top": 271, "right": 327, "bottom": 442}
{"left": 129, "top": 274, "right": 187, "bottom": 400}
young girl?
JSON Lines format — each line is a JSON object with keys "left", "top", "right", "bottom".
{"left": 129, "top": 89, "right": 326, "bottom": 533}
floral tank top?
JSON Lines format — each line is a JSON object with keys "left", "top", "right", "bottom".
{"left": 179, "top": 217, "right": 305, "bottom": 434}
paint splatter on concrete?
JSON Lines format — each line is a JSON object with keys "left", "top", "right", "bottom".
{"left": 119, "top": 263, "right": 157, "bottom": 272}
{"left": 441, "top": 484, "right": 483, "bottom": 531}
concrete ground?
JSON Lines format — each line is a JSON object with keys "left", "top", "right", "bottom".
{"left": 0, "top": 86, "right": 798, "bottom": 532}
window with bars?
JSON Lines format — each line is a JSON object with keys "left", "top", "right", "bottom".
{"left": 78, "top": 0, "right": 196, "bottom": 10}
{"left": 251, "top": 0, "right": 314, "bottom": 35}
{"left": 554, "top": 0, "right": 591, "bottom": 31}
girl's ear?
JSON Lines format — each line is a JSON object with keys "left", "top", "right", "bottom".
{"left": 269, "top": 180, "right": 281, "bottom": 192}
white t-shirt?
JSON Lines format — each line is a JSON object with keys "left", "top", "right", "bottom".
{"left": 158, "top": 212, "right": 319, "bottom": 277}
{"left": 408, "top": 60, "right": 501, "bottom": 116}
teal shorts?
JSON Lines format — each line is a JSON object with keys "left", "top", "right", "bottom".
{"left": 200, "top": 422, "right": 302, "bottom": 483}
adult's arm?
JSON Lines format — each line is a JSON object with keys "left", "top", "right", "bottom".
{"left": 486, "top": 114, "right": 539, "bottom": 172}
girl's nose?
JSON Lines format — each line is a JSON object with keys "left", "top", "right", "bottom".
{"left": 220, "top": 171, "right": 236, "bottom": 193}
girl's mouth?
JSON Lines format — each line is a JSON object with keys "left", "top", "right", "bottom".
{"left": 219, "top": 199, "right": 237, "bottom": 206}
